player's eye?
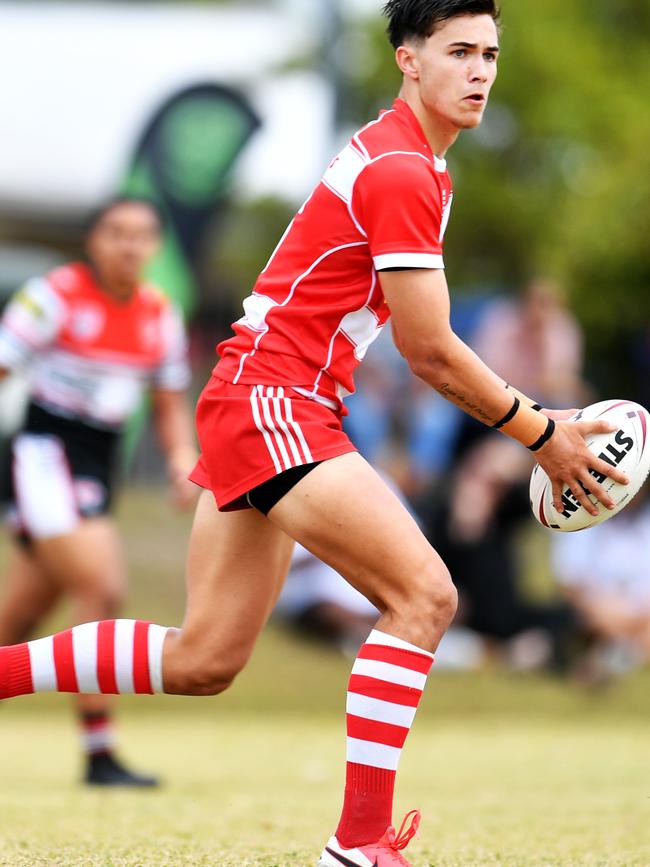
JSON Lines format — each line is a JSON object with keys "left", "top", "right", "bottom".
{"left": 484, "top": 52, "right": 497, "bottom": 62}
{"left": 452, "top": 49, "right": 466, "bottom": 58}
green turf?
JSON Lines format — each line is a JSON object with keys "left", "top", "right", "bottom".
{"left": 1, "top": 699, "right": 649, "bottom": 866}
{"left": 1, "top": 489, "right": 649, "bottom": 865}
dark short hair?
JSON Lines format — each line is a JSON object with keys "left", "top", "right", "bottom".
{"left": 383, "top": 0, "right": 500, "bottom": 49}
{"left": 86, "top": 196, "right": 165, "bottom": 235}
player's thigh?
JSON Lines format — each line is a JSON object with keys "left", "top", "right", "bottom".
{"left": 177, "top": 490, "right": 294, "bottom": 660}
{"left": 32, "top": 517, "right": 127, "bottom": 606}
{"left": 0, "top": 543, "right": 61, "bottom": 643}
{"left": 268, "top": 452, "right": 453, "bottom": 616}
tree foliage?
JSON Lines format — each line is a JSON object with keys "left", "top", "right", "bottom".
{"left": 336, "top": 0, "right": 650, "bottom": 387}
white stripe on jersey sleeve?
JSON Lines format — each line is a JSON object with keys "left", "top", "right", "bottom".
{"left": 0, "top": 277, "right": 64, "bottom": 369}
{"left": 322, "top": 143, "right": 368, "bottom": 203}
{"left": 373, "top": 253, "right": 445, "bottom": 271}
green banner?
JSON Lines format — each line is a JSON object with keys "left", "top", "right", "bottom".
{"left": 122, "top": 82, "right": 260, "bottom": 316}
{"left": 119, "top": 83, "right": 260, "bottom": 465}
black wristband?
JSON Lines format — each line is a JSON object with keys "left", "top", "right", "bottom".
{"left": 531, "top": 403, "right": 543, "bottom": 412}
{"left": 493, "top": 396, "right": 520, "bottom": 430}
{"left": 528, "top": 417, "right": 556, "bottom": 451}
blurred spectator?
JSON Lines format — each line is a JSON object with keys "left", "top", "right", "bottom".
{"left": 0, "top": 197, "right": 197, "bottom": 786}
{"left": 472, "top": 277, "right": 588, "bottom": 409}
{"left": 274, "top": 542, "right": 378, "bottom": 657}
{"left": 429, "top": 435, "right": 577, "bottom": 672}
{"left": 345, "top": 328, "right": 462, "bottom": 497}
{"left": 552, "top": 483, "right": 650, "bottom": 683}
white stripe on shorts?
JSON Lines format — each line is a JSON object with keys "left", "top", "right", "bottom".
{"left": 250, "top": 386, "right": 282, "bottom": 474}
{"left": 259, "top": 388, "right": 293, "bottom": 471}
{"left": 270, "top": 387, "right": 303, "bottom": 466}
{"left": 250, "top": 385, "right": 316, "bottom": 473}
{"left": 12, "top": 434, "right": 78, "bottom": 538}
{"left": 283, "top": 397, "right": 314, "bottom": 463}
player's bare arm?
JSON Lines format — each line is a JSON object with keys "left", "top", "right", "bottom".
{"left": 380, "top": 267, "right": 627, "bottom": 516}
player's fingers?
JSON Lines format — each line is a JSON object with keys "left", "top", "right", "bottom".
{"left": 577, "top": 469, "right": 615, "bottom": 510}
{"left": 567, "top": 479, "right": 600, "bottom": 517}
{"left": 551, "top": 480, "right": 565, "bottom": 514}
{"left": 575, "top": 419, "right": 616, "bottom": 437}
{"left": 590, "top": 456, "right": 629, "bottom": 486}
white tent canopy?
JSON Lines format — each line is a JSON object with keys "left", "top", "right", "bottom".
{"left": 0, "top": 1, "right": 339, "bottom": 216}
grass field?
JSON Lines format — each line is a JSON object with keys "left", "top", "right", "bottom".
{"left": 1, "top": 490, "right": 649, "bottom": 866}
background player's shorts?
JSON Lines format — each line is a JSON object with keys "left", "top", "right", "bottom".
{"left": 2, "top": 402, "right": 119, "bottom": 542}
{"left": 189, "top": 376, "right": 357, "bottom": 511}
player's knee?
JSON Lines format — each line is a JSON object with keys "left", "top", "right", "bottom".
{"left": 403, "top": 559, "right": 457, "bottom": 629}
{"left": 89, "top": 579, "right": 126, "bottom": 617}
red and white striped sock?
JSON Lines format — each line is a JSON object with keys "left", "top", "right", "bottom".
{"left": 0, "top": 620, "right": 169, "bottom": 699}
{"left": 335, "top": 628, "right": 434, "bottom": 848}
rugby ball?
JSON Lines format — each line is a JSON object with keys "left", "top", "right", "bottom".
{"left": 529, "top": 399, "right": 650, "bottom": 532}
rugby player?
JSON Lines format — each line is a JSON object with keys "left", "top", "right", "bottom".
{"left": 0, "top": 1, "right": 628, "bottom": 861}
{"left": 0, "top": 198, "right": 196, "bottom": 786}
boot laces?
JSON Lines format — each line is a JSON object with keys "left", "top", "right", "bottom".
{"left": 385, "top": 809, "right": 421, "bottom": 851}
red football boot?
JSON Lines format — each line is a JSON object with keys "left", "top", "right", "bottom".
{"left": 318, "top": 810, "right": 421, "bottom": 867}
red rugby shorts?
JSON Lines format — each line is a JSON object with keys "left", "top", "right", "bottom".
{"left": 189, "top": 376, "right": 356, "bottom": 511}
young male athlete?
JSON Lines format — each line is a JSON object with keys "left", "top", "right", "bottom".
{"left": 0, "top": 198, "right": 196, "bottom": 786}
{"left": 0, "top": 1, "right": 628, "bottom": 862}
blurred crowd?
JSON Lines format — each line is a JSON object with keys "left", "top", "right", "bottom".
{"left": 272, "top": 277, "right": 650, "bottom": 686}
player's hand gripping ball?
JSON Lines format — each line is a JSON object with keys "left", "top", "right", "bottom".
{"left": 530, "top": 399, "right": 650, "bottom": 532}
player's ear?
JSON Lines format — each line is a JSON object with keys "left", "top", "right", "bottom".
{"left": 395, "top": 45, "right": 420, "bottom": 81}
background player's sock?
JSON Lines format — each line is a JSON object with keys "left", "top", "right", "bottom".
{"left": 334, "top": 628, "right": 434, "bottom": 848}
{"left": 0, "top": 620, "right": 170, "bottom": 699}
{"left": 80, "top": 710, "right": 117, "bottom": 756}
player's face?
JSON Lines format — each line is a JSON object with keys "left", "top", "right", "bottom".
{"left": 410, "top": 14, "right": 499, "bottom": 131}
{"left": 87, "top": 202, "right": 161, "bottom": 290}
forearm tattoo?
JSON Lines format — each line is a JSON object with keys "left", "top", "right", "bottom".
{"left": 439, "top": 383, "right": 496, "bottom": 424}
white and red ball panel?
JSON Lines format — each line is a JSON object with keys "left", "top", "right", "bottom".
{"left": 529, "top": 399, "right": 650, "bottom": 532}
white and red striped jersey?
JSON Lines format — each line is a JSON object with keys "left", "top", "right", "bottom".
{"left": 0, "top": 262, "right": 190, "bottom": 429}
{"left": 216, "top": 98, "right": 453, "bottom": 407}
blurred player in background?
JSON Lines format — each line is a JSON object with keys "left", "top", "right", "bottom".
{"left": 0, "top": 197, "right": 196, "bottom": 786}
{"left": 0, "top": 2, "right": 629, "bottom": 864}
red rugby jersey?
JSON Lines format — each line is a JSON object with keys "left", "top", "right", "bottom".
{"left": 216, "top": 98, "right": 453, "bottom": 407}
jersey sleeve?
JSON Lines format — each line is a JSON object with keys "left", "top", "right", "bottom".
{"left": 0, "top": 277, "right": 64, "bottom": 369}
{"left": 352, "top": 154, "right": 447, "bottom": 271}
{"left": 150, "top": 303, "right": 192, "bottom": 391}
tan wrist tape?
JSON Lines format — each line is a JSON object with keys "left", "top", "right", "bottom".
{"left": 499, "top": 402, "right": 548, "bottom": 447}
{"left": 505, "top": 383, "right": 542, "bottom": 412}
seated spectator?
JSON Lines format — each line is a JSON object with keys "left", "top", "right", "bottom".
{"left": 552, "top": 483, "right": 650, "bottom": 683}
{"left": 429, "top": 434, "right": 577, "bottom": 672}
